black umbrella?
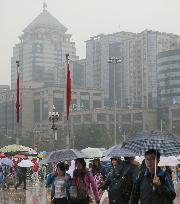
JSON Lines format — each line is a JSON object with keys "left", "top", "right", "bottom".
{"left": 103, "top": 145, "right": 137, "bottom": 158}
{"left": 46, "top": 149, "right": 85, "bottom": 163}
{"left": 122, "top": 131, "right": 180, "bottom": 156}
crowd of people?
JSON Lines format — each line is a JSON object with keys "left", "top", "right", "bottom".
{"left": 0, "top": 157, "right": 46, "bottom": 190}
{"left": 45, "top": 149, "right": 177, "bottom": 204}
{"left": 0, "top": 149, "right": 178, "bottom": 204}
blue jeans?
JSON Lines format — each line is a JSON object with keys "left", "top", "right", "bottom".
{"left": 176, "top": 170, "right": 180, "bottom": 181}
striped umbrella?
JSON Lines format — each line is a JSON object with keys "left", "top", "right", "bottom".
{"left": 103, "top": 145, "right": 137, "bottom": 158}
{"left": 122, "top": 131, "right": 180, "bottom": 156}
{"left": 47, "top": 149, "right": 85, "bottom": 163}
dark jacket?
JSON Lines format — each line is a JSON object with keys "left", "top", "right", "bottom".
{"left": 130, "top": 168, "right": 176, "bottom": 204}
{"left": 101, "top": 161, "right": 139, "bottom": 204}
{"left": 16, "top": 167, "right": 27, "bottom": 179}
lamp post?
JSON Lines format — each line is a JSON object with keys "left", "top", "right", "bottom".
{"left": 107, "top": 57, "right": 122, "bottom": 145}
{"left": 48, "top": 105, "right": 60, "bottom": 150}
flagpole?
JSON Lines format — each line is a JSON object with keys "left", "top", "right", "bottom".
{"left": 66, "top": 54, "right": 71, "bottom": 149}
{"left": 16, "top": 60, "right": 20, "bottom": 145}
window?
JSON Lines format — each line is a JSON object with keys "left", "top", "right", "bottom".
{"left": 93, "top": 100, "right": 101, "bottom": 108}
{"left": 34, "top": 99, "right": 40, "bottom": 122}
{"left": 73, "top": 115, "right": 81, "bottom": 123}
{"left": 84, "top": 114, "right": 92, "bottom": 122}
{"left": 97, "top": 113, "right": 106, "bottom": 121}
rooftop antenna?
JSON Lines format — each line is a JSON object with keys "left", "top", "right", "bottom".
{"left": 43, "top": 0, "right": 47, "bottom": 11}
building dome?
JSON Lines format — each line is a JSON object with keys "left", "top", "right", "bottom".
{"left": 23, "top": 9, "right": 67, "bottom": 32}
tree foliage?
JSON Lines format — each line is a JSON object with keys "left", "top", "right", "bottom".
{"left": 74, "top": 124, "right": 113, "bottom": 149}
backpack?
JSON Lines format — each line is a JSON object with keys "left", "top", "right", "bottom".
{"left": 109, "top": 165, "right": 132, "bottom": 200}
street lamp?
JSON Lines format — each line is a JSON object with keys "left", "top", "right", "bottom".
{"left": 48, "top": 105, "right": 60, "bottom": 149}
{"left": 107, "top": 57, "right": 122, "bottom": 145}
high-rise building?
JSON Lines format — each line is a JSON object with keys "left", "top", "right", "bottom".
{"left": 109, "top": 30, "right": 180, "bottom": 108}
{"left": 11, "top": 4, "right": 78, "bottom": 89}
{"left": 71, "top": 59, "right": 86, "bottom": 88}
{"left": 85, "top": 32, "right": 136, "bottom": 103}
{"left": 0, "top": 85, "right": 10, "bottom": 93}
{"left": 157, "top": 49, "right": 180, "bottom": 106}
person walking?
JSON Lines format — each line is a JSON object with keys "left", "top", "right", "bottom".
{"left": 32, "top": 160, "right": 39, "bottom": 184}
{"left": 70, "top": 158, "right": 100, "bottom": 204}
{"left": 176, "top": 164, "right": 180, "bottom": 182}
{"left": 46, "top": 162, "right": 71, "bottom": 204}
{"left": 130, "top": 149, "right": 176, "bottom": 204}
{"left": 101, "top": 157, "right": 138, "bottom": 204}
{"left": 1, "top": 164, "right": 10, "bottom": 190}
{"left": 15, "top": 166, "right": 27, "bottom": 190}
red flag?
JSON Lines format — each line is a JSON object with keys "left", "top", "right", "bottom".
{"left": 16, "top": 67, "right": 20, "bottom": 123}
{"left": 66, "top": 57, "right": 71, "bottom": 120}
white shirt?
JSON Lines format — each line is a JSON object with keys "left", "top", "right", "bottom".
{"left": 54, "top": 176, "right": 66, "bottom": 198}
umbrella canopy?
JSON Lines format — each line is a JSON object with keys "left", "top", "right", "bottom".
{"left": 123, "top": 131, "right": 180, "bottom": 156}
{"left": 47, "top": 149, "right": 85, "bottom": 163}
{"left": 37, "top": 151, "right": 48, "bottom": 159}
{"left": 0, "top": 144, "right": 26, "bottom": 154}
{"left": 103, "top": 145, "right": 137, "bottom": 158}
{"left": 1, "top": 158, "right": 13, "bottom": 167}
{"left": 39, "top": 157, "right": 49, "bottom": 165}
{"left": 81, "top": 147, "right": 104, "bottom": 158}
{"left": 18, "top": 159, "right": 34, "bottom": 167}
{"left": 0, "top": 144, "right": 37, "bottom": 156}
{"left": 14, "top": 154, "right": 28, "bottom": 159}
{"left": 158, "top": 156, "right": 180, "bottom": 166}
{"left": 135, "top": 156, "right": 145, "bottom": 164}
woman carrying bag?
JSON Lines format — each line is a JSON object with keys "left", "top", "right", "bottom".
{"left": 70, "top": 158, "right": 100, "bottom": 204}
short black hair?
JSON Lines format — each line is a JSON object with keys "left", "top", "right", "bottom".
{"left": 56, "top": 162, "right": 66, "bottom": 172}
{"left": 145, "top": 149, "right": 161, "bottom": 160}
{"left": 110, "top": 157, "right": 118, "bottom": 160}
{"left": 124, "top": 157, "right": 135, "bottom": 161}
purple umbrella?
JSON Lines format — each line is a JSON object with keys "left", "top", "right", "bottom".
{"left": 1, "top": 158, "right": 13, "bottom": 167}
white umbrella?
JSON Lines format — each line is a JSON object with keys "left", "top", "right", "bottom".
{"left": 18, "top": 159, "right": 34, "bottom": 167}
{"left": 81, "top": 147, "right": 104, "bottom": 158}
{"left": 135, "top": 156, "right": 144, "bottom": 164}
{"left": 158, "top": 156, "right": 180, "bottom": 166}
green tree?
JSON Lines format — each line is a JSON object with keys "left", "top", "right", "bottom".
{"left": 74, "top": 124, "right": 113, "bottom": 149}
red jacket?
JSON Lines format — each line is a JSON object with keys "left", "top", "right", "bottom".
{"left": 33, "top": 163, "right": 39, "bottom": 173}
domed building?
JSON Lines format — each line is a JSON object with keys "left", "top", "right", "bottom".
{"left": 11, "top": 3, "right": 78, "bottom": 89}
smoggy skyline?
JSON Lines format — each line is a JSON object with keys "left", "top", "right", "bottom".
{"left": 0, "top": 0, "right": 180, "bottom": 86}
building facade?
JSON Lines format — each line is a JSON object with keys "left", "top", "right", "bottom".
{"left": 109, "top": 30, "right": 180, "bottom": 109}
{"left": 0, "top": 85, "right": 10, "bottom": 93}
{"left": 71, "top": 59, "right": 86, "bottom": 88}
{"left": 85, "top": 32, "right": 136, "bottom": 102}
{"left": 0, "top": 84, "right": 104, "bottom": 148}
{"left": 11, "top": 6, "right": 78, "bottom": 89}
{"left": 157, "top": 49, "right": 180, "bottom": 106}
{"left": 169, "top": 104, "right": 180, "bottom": 132}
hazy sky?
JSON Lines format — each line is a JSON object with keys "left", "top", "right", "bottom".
{"left": 0, "top": 0, "right": 180, "bottom": 85}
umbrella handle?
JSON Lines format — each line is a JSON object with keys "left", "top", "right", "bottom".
{"left": 155, "top": 157, "right": 157, "bottom": 177}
